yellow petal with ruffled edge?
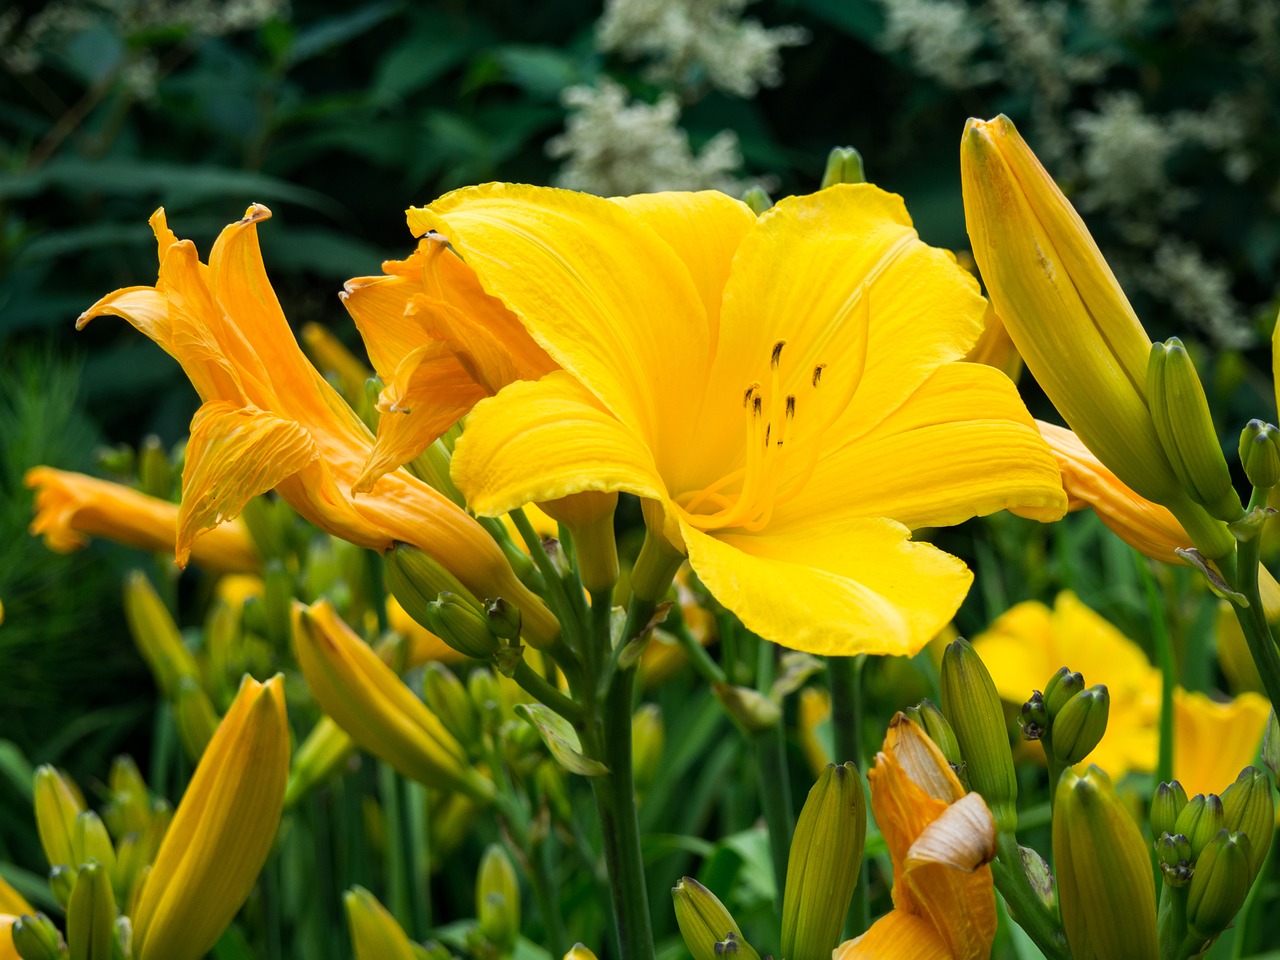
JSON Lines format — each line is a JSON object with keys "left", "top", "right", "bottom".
{"left": 677, "top": 517, "right": 970, "bottom": 657}
{"left": 408, "top": 184, "right": 710, "bottom": 448}
{"left": 178, "top": 402, "right": 316, "bottom": 567}
{"left": 453, "top": 372, "right": 669, "bottom": 516}
{"left": 1174, "top": 689, "right": 1270, "bottom": 796}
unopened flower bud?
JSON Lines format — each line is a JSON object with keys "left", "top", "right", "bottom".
{"left": 1053, "top": 766, "right": 1158, "bottom": 960}
{"left": 1239, "top": 420, "right": 1280, "bottom": 489}
{"left": 105, "top": 756, "right": 151, "bottom": 839}
{"left": 1017, "top": 691, "right": 1048, "bottom": 741}
{"left": 1263, "top": 710, "right": 1280, "bottom": 781}
{"left": 1187, "top": 830, "right": 1253, "bottom": 940}
{"left": 1150, "top": 781, "right": 1188, "bottom": 838}
{"left": 781, "top": 763, "right": 866, "bottom": 960}
{"left": 11, "top": 913, "right": 65, "bottom": 960}
{"left": 1049, "top": 685, "right": 1109, "bottom": 765}
{"left": 564, "top": 945, "right": 597, "bottom": 960}
{"left": 672, "top": 878, "right": 759, "bottom": 960}
{"left": 1220, "top": 766, "right": 1274, "bottom": 877}
{"left": 48, "top": 866, "right": 75, "bottom": 909}
{"left": 344, "top": 885, "right": 419, "bottom": 960}
{"left": 468, "top": 669, "right": 504, "bottom": 730}
{"left": 34, "top": 765, "right": 84, "bottom": 871}
{"left": 425, "top": 594, "right": 500, "bottom": 661}
{"left": 476, "top": 845, "right": 520, "bottom": 954}
{"left": 485, "top": 598, "right": 522, "bottom": 642}
{"left": 1148, "top": 339, "right": 1241, "bottom": 522}
{"left": 137, "top": 435, "right": 173, "bottom": 500}
{"left": 741, "top": 186, "right": 773, "bottom": 216}
{"left": 123, "top": 571, "right": 200, "bottom": 700}
{"left": 631, "top": 704, "right": 664, "bottom": 791}
{"left": 72, "top": 813, "right": 115, "bottom": 879}
{"left": 903, "top": 699, "right": 963, "bottom": 767}
{"left": 1156, "top": 832, "right": 1193, "bottom": 887}
{"left": 174, "top": 676, "right": 220, "bottom": 763}
{"left": 385, "top": 544, "right": 478, "bottom": 628}
{"left": 712, "top": 684, "right": 781, "bottom": 734}
{"left": 67, "top": 860, "right": 115, "bottom": 960}
{"left": 285, "top": 717, "right": 355, "bottom": 809}
{"left": 1176, "top": 793, "right": 1226, "bottom": 860}
{"left": 1043, "top": 667, "right": 1084, "bottom": 719}
{"left": 422, "top": 663, "right": 481, "bottom": 747}
{"left": 940, "top": 639, "right": 1018, "bottom": 832}
{"left": 820, "top": 147, "right": 866, "bottom": 188}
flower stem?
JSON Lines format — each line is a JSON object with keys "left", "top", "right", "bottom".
{"left": 1134, "top": 552, "right": 1175, "bottom": 786}
{"left": 992, "top": 832, "right": 1072, "bottom": 960}
{"left": 829, "top": 654, "right": 869, "bottom": 937}
{"left": 1228, "top": 490, "right": 1280, "bottom": 711}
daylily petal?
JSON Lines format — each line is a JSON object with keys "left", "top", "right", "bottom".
{"left": 679, "top": 517, "right": 972, "bottom": 657}
{"left": 772, "top": 362, "right": 1066, "bottom": 532}
{"left": 408, "top": 183, "right": 710, "bottom": 447}
{"left": 77, "top": 286, "right": 171, "bottom": 347}
{"left": 905, "top": 792, "right": 997, "bottom": 872}
{"left": 886, "top": 712, "right": 966, "bottom": 805}
{"left": 178, "top": 402, "right": 316, "bottom": 567}
{"left": 834, "top": 910, "right": 952, "bottom": 960}
{"left": 341, "top": 249, "right": 434, "bottom": 382}
{"left": 1174, "top": 689, "right": 1270, "bottom": 796}
{"left": 452, "top": 372, "right": 668, "bottom": 517}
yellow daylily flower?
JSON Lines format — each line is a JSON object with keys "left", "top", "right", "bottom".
{"left": 835, "top": 714, "right": 997, "bottom": 960}
{"left": 0, "top": 874, "right": 32, "bottom": 959}
{"left": 78, "top": 206, "right": 557, "bottom": 646}
{"left": 131, "top": 673, "right": 289, "bottom": 960}
{"left": 26, "top": 466, "right": 259, "bottom": 574}
{"left": 411, "top": 184, "right": 1066, "bottom": 656}
{"left": 1174, "top": 688, "right": 1270, "bottom": 796}
{"left": 341, "top": 233, "right": 556, "bottom": 493}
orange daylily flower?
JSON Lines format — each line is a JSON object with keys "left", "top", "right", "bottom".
{"left": 78, "top": 205, "right": 557, "bottom": 646}
{"left": 26, "top": 466, "right": 259, "bottom": 574}
{"left": 835, "top": 715, "right": 997, "bottom": 960}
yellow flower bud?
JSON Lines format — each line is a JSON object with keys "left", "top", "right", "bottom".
{"left": 940, "top": 639, "right": 1017, "bottom": 832}
{"left": 284, "top": 716, "right": 356, "bottom": 809}
{"left": 1053, "top": 767, "right": 1158, "bottom": 960}
{"left": 122, "top": 571, "right": 200, "bottom": 700}
{"left": 564, "top": 944, "right": 598, "bottom": 960}
{"left": 131, "top": 674, "right": 289, "bottom": 960}
{"left": 33, "top": 765, "right": 84, "bottom": 871}
{"left": 671, "top": 878, "right": 758, "bottom": 960}
{"left": 344, "top": 886, "right": 419, "bottom": 960}
{"left": 173, "top": 676, "right": 220, "bottom": 763}
{"left": 71, "top": 813, "right": 115, "bottom": 880}
{"left": 780, "top": 763, "right": 866, "bottom": 960}
{"left": 66, "top": 861, "right": 114, "bottom": 960}
{"left": 476, "top": 845, "right": 520, "bottom": 953}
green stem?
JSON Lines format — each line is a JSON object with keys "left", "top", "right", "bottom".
{"left": 1044, "top": 753, "right": 1068, "bottom": 816}
{"left": 1134, "top": 553, "right": 1176, "bottom": 786}
{"left": 512, "top": 660, "right": 583, "bottom": 722}
{"left": 671, "top": 620, "right": 726, "bottom": 685}
{"left": 379, "top": 763, "right": 412, "bottom": 933}
{"left": 1157, "top": 881, "right": 1189, "bottom": 960}
{"left": 510, "top": 508, "right": 582, "bottom": 644}
{"left": 829, "top": 655, "right": 868, "bottom": 937}
{"left": 754, "top": 726, "right": 793, "bottom": 915}
{"left": 530, "top": 834, "right": 569, "bottom": 958}
{"left": 992, "top": 832, "right": 1072, "bottom": 960}
{"left": 1228, "top": 490, "right": 1280, "bottom": 711}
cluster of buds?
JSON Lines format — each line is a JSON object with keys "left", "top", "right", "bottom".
{"left": 1017, "top": 666, "right": 1110, "bottom": 768}
{"left": 1149, "top": 768, "right": 1274, "bottom": 947}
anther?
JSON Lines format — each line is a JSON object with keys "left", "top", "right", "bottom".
{"left": 771, "top": 340, "right": 786, "bottom": 368}
{"left": 812, "top": 364, "right": 826, "bottom": 387}
{"left": 785, "top": 395, "right": 796, "bottom": 418}
{"left": 752, "top": 396, "right": 763, "bottom": 417}
{"left": 743, "top": 384, "right": 757, "bottom": 408}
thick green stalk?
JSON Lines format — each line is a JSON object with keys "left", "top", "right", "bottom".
{"left": 1228, "top": 490, "right": 1280, "bottom": 711}
{"left": 1157, "top": 881, "right": 1188, "bottom": 960}
{"left": 992, "top": 832, "right": 1072, "bottom": 960}
{"left": 1134, "top": 553, "right": 1175, "bottom": 786}
{"left": 828, "top": 654, "right": 868, "bottom": 937}
{"left": 755, "top": 726, "right": 792, "bottom": 914}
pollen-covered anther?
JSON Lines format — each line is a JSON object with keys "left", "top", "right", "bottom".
{"left": 771, "top": 340, "right": 786, "bottom": 367}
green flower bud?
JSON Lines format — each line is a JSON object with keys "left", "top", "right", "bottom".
{"left": 1239, "top": 420, "right": 1280, "bottom": 490}
{"left": 820, "top": 147, "right": 866, "bottom": 188}
{"left": 123, "top": 572, "right": 200, "bottom": 701}
{"left": 11, "top": 912, "right": 65, "bottom": 960}
{"left": 105, "top": 756, "right": 151, "bottom": 839}
{"left": 1043, "top": 667, "right": 1084, "bottom": 719}
{"left": 468, "top": 669, "right": 504, "bottom": 731}
{"left": 671, "top": 878, "right": 759, "bottom": 960}
{"left": 485, "top": 598, "right": 522, "bottom": 642}
{"left": 344, "top": 885, "right": 421, "bottom": 960}
{"left": 385, "top": 544, "right": 481, "bottom": 632}
{"left": 1155, "top": 832, "right": 1193, "bottom": 887}
{"left": 174, "top": 676, "right": 220, "bottom": 763}
{"left": 940, "top": 639, "right": 1017, "bottom": 832}
{"left": 95, "top": 442, "right": 135, "bottom": 477}
{"left": 564, "top": 945, "right": 598, "bottom": 960}
{"left": 741, "top": 186, "right": 773, "bottom": 216}
{"left": 422, "top": 663, "right": 481, "bottom": 747}
{"left": 712, "top": 684, "right": 782, "bottom": 734}
{"left": 476, "top": 845, "right": 520, "bottom": 954}
{"left": 903, "top": 699, "right": 963, "bottom": 767}
{"left": 1053, "top": 767, "right": 1158, "bottom": 960}
{"left": 285, "top": 717, "right": 355, "bottom": 809}
{"left": 631, "top": 704, "right": 664, "bottom": 791}
{"left": 1175, "top": 794, "right": 1225, "bottom": 859}
{"left": 261, "top": 560, "right": 293, "bottom": 649}
{"left": 781, "top": 763, "right": 866, "bottom": 960}
{"left": 1147, "top": 339, "right": 1242, "bottom": 521}
{"left": 1187, "top": 830, "right": 1253, "bottom": 940}
{"left": 1150, "top": 781, "right": 1188, "bottom": 838}
{"left": 1220, "top": 766, "right": 1274, "bottom": 877}
{"left": 48, "top": 866, "right": 75, "bottom": 910}
{"left": 425, "top": 594, "right": 500, "bottom": 661}
{"left": 1017, "top": 691, "right": 1049, "bottom": 741}
{"left": 1263, "top": 710, "right": 1280, "bottom": 781}
{"left": 34, "top": 765, "right": 84, "bottom": 871}
{"left": 137, "top": 435, "right": 173, "bottom": 500}
{"left": 67, "top": 861, "right": 115, "bottom": 960}
{"left": 72, "top": 813, "right": 116, "bottom": 879}
{"left": 1049, "top": 685, "right": 1109, "bottom": 765}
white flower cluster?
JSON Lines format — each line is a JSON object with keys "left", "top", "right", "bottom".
{"left": 547, "top": 79, "right": 752, "bottom": 196}
{"left": 1141, "top": 239, "right": 1253, "bottom": 349}
{"left": 879, "top": 0, "right": 990, "bottom": 88}
{"left": 1072, "top": 92, "right": 1181, "bottom": 217}
{"left": 596, "top": 0, "right": 808, "bottom": 98}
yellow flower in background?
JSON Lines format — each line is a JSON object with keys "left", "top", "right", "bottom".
{"left": 0, "top": 875, "right": 32, "bottom": 960}
{"left": 78, "top": 206, "right": 557, "bottom": 646}
{"left": 835, "top": 714, "right": 997, "bottom": 960}
{"left": 25, "top": 467, "right": 260, "bottom": 574}
{"left": 131, "top": 674, "right": 289, "bottom": 960}
{"left": 416, "top": 184, "right": 1065, "bottom": 656}
{"left": 1174, "top": 688, "right": 1270, "bottom": 796}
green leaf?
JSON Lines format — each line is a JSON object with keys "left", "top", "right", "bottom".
{"left": 514, "top": 703, "right": 608, "bottom": 777}
{"left": 489, "top": 45, "right": 584, "bottom": 99}
{"left": 285, "top": 1, "right": 403, "bottom": 67}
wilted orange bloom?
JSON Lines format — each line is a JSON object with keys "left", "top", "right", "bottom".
{"left": 78, "top": 206, "right": 557, "bottom": 645}
{"left": 26, "top": 466, "right": 259, "bottom": 574}
{"left": 835, "top": 715, "right": 997, "bottom": 960}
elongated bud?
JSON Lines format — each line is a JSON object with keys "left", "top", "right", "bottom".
{"left": 1053, "top": 767, "right": 1158, "bottom": 960}
{"left": 1147, "top": 339, "right": 1241, "bottom": 521}
{"left": 741, "top": 186, "right": 773, "bottom": 215}
{"left": 48, "top": 866, "right": 75, "bottom": 909}
{"left": 1049, "top": 685, "right": 1109, "bottom": 764}
{"left": 821, "top": 147, "right": 866, "bottom": 188}
{"left": 712, "top": 684, "right": 781, "bottom": 734}
{"left": 1175, "top": 793, "right": 1226, "bottom": 859}
{"left": 123, "top": 572, "right": 200, "bottom": 699}
{"left": 67, "top": 861, "right": 114, "bottom": 960}
{"left": 1220, "top": 766, "right": 1274, "bottom": 877}
{"left": 940, "top": 639, "right": 1017, "bottom": 832}
{"left": 385, "top": 543, "right": 480, "bottom": 632}
{"left": 564, "top": 945, "right": 597, "bottom": 960}
{"left": 422, "top": 663, "right": 481, "bottom": 747}
{"left": 425, "top": 594, "right": 500, "bottom": 661}
{"left": 131, "top": 674, "right": 290, "bottom": 960}
{"left": 11, "top": 913, "right": 65, "bottom": 960}
{"left": 72, "top": 813, "right": 115, "bottom": 878}
{"left": 1239, "top": 420, "right": 1280, "bottom": 489}
{"left": 1043, "top": 667, "right": 1084, "bottom": 718}
{"left": 672, "top": 878, "right": 759, "bottom": 960}
{"left": 485, "top": 598, "right": 522, "bottom": 642}
{"left": 285, "top": 717, "right": 355, "bottom": 808}
{"left": 781, "top": 763, "right": 866, "bottom": 960}
{"left": 1187, "top": 830, "right": 1253, "bottom": 940}
{"left": 1156, "top": 832, "right": 1193, "bottom": 887}
{"left": 476, "top": 845, "right": 520, "bottom": 953}
{"left": 1150, "top": 781, "right": 1189, "bottom": 837}
{"left": 34, "top": 765, "right": 84, "bottom": 871}
{"left": 105, "top": 756, "right": 151, "bottom": 839}
{"left": 174, "top": 677, "right": 220, "bottom": 763}
{"left": 137, "top": 435, "right": 173, "bottom": 500}
{"left": 344, "top": 886, "right": 419, "bottom": 960}
{"left": 1263, "top": 710, "right": 1280, "bottom": 780}
{"left": 631, "top": 704, "right": 664, "bottom": 791}
{"left": 539, "top": 492, "right": 619, "bottom": 593}
{"left": 903, "top": 699, "right": 963, "bottom": 767}
{"left": 1017, "top": 691, "right": 1048, "bottom": 741}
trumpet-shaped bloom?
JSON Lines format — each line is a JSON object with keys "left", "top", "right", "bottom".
{"left": 407, "top": 183, "right": 1065, "bottom": 656}
{"left": 26, "top": 467, "right": 259, "bottom": 574}
{"left": 78, "top": 206, "right": 557, "bottom": 646}
{"left": 131, "top": 673, "right": 289, "bottom": 960}
{"left": 973, "top": 592, "right": 1270, "bottom": 783}
{"left": 835, "top": 714, "right": 997, "bottom": 960}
